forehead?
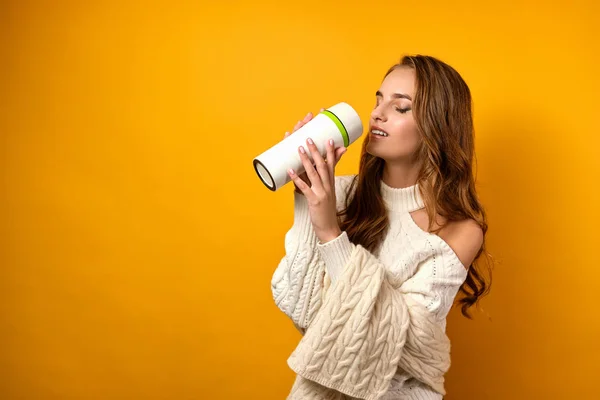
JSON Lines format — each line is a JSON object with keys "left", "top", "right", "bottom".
{"left": 379, "top": 67, "right": 416, "bottom": 98}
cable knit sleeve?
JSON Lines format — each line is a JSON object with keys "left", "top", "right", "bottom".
{"left": 271, "top": 175, "right": 356, "bottom": 333}
{"left": 316, "top": 230, "right": 354, "bottom": 285}
{"left": 285, "top": 242, "right": 453, "bottom": 400}
{"left": 316, "top": 230, "right": 466, "bottom": 324}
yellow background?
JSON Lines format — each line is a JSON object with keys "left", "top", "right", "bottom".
{"left": 2, "top": 1, "right": 599, "bottom": 399}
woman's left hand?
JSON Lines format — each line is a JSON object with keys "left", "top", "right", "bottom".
{"left": 288, "top": 137, "right": 347, "bottom": 244}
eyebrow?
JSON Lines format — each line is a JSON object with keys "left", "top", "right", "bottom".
{"left": 375, "top": 90, "right": 412, "bottom": 101}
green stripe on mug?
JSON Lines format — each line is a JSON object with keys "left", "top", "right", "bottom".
{"left": 320, "top": 109, "right": 350, "bottom": 147}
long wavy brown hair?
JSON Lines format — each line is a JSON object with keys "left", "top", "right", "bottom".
{"left": 337, "top": 55, "right": 493, "bottom": 318}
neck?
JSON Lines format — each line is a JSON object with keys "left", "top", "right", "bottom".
{"left": 381, "top": 157, "right": 422, "bottom": 189}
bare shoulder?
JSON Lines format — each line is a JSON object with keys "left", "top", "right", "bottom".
{"left": 439, "top": 218, "right": 484, "bottom": 268}
{"left": 408, "top": 209, "right": 483, "bottom": 268}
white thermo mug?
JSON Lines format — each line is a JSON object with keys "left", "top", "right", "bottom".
{"left": 253, "top": 102, "right": 363, "bottom": 191}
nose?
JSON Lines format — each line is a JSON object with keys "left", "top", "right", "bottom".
{"left": 370, "top": 104, "right": 386, "bottom": 122}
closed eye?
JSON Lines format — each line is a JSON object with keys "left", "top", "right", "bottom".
{"left": 396, "top": 107, "right": 411, "bottom": 113}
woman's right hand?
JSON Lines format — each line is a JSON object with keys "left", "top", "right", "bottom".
{"left": 284, "top": 109, "right": 347, "bottom": 194}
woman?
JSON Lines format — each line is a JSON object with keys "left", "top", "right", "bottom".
{"left": 272, "top": 55, "right": 491, "bottom": 400}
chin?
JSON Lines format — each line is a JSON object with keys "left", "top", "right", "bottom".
{"left": 367, "top": 147, "right": 416, "bottom": 164}
{"left": 365, "top": 140, "right": 386, "bottom": 159}
{"left": 365, "top": 149, "right": 387, "bottom": 163}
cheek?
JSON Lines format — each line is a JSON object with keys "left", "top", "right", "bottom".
{"left": 389, "top": 117, "right": 420, "bottom": 149}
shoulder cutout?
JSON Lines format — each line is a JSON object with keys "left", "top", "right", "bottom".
{"left": 438, "top": 219, "right": 484, "bottom": 269}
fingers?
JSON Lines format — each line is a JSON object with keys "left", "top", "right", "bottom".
{"left": 292, "top": 120, "right": 302, "bottom": 133}
{"left": 289, "top": 108, "right": 322, "bottom": 136}
{"left": 285, "top": 106, "right": 347, "bottom": 195}
{"left": 335, "top": 146, "right": 347, "bottom": 164}
{"left": 305, "top": 138, "right": 331, "bottom": 190}
{"left": 288, "top": 142, "right": 318, "bottom": 199}
{"left": 293, "top": 112, "right": 313, "bottom": 133}
{"left": 324, "top": 145, "right": 347, "bottom": 165}
{"left": 326, "top": 138, "right": 336, "bottom": 180}
{"left": 296, "top": 141, "right": 323, "bottom": 193}
{"left": 288, "top": 168, "right": 311, "bottom": 195}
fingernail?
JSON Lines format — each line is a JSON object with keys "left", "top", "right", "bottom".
{"left": 288, "top": 168, "right": 295, "bottom": 175}
{"left": 307, "top": 138, "right": 313, "bottom": 145}
{"left": 299, "top": 146, "right": 305, "bottom": 154}
{"left": 329, "top": 139, "right": 334, "bottom": 146}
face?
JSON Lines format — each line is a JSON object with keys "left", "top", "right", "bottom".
{"left": 366, "top": 67, "right": 421, "bottom": 162}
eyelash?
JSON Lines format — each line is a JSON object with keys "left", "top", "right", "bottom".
{"left": 374, "top": 101, "right": 411, "bottom": 114}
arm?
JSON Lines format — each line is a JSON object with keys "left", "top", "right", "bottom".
{"left": 286, "top": 242, "right": 463, "bottom": 400}
{"left": 271, "top": 175, "right": 356, "bottom": 332}
{"left": 316, "top": 217, "right": 480, "bottom": 318}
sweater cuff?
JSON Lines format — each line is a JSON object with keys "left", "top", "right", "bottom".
{"left": 292, "top": 190, "right": 317, "bottom": 244}
{"left": 316, "top": 230, "right": 354, "bottom": 284}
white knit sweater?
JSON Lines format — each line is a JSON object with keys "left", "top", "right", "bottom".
{"left": 272, "top": 174, "right": 468, "bottom": 399}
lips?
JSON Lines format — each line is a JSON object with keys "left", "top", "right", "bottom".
{"left": 370, "top": 125, "right": 389, "bottom": 137}
{"left": 370, "top": 132, "right": 387, "bottom": 139}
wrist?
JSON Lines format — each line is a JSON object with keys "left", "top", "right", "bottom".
{"left": 318, "top": 228, "right": 343, "bottom": 244}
